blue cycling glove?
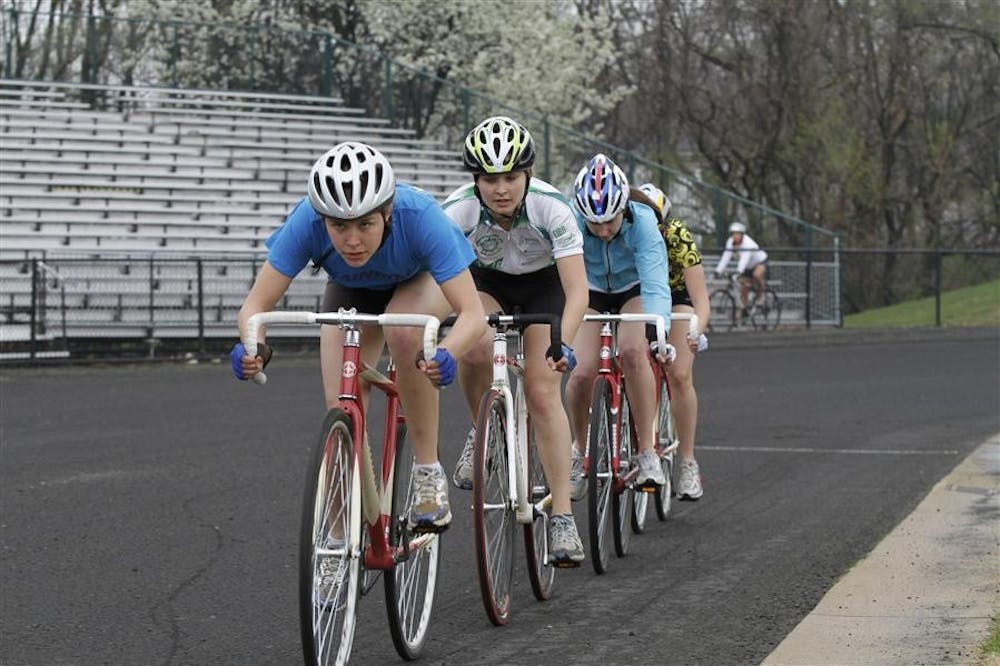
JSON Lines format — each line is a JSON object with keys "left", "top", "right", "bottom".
{"left": 229, "top": 341, "right": 272, "bottom": 380}
{"left": 546, "top": 342, "right": 577, "bottom": 371}
{"left": 431, "top": 348, "right": 457, "bottom": 387}
{"left": 230, "top": 342, "right": 249, "bottom": 380}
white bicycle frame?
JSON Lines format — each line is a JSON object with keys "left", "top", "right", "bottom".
{"left": 485, "top": 324, "right": 551, "bottom": 527}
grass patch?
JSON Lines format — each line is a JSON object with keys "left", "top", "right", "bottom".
{"left": 979, "top": 614, "right": 1000, "bottom": 665}
{"left": 845, "top": 279, "right": 1000, "bottom": 328}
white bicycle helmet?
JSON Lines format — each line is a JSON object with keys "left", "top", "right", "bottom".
{"left": 638, "top": 183, "right": 671, "bottom": 221}
{"left": 308, "top": 142, "right": 396, "bottom": 219}
{"left": 574, "top": 154, "right": 629, "bottom": 224}
{"left": 729, "top": 222, "right": 747, "bottom": 234}
{"left": 463, "top": 116, "right": 536, "bottom": 174}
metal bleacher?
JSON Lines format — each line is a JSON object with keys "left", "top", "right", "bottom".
{"left": 0, "top": 79, "right": 472, "bottom": 345}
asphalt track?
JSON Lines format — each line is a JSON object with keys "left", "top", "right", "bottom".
{"left": 2, "top": 328, "right": 998, "bottom": 665}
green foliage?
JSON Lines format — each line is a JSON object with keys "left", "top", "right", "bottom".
{"left": 844, "top": 279, "right": 1000, "bottom": 328}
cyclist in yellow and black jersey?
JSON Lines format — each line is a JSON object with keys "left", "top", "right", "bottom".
{"left": 639, "top": 183, "right": 710, "bottom": 500}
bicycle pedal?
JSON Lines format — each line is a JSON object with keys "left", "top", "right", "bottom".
{"left": 410, "top": 521, "right": 450, "bottom": 535}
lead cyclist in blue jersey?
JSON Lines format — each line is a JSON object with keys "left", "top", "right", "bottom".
{"left": 563, "top": 154, "right": 674, "bottom": 495}
{"left": 229, "top": 141, "right": 486, "bottom": 533}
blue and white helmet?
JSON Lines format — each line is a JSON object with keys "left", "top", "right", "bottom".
{"left": 574, "top": 154, "right": 629, "bottom": 224}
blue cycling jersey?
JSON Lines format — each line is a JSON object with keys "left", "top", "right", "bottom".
{"left": 265, "top": 183, "right": 474, "bottom": 288}
{"left": 578, "top": 200, "right": 672, "bottom": 322}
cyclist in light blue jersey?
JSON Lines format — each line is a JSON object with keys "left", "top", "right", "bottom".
{"left": 230, "top": 141, "right": 486, "bottom": 533}
{"left": 564, "top": 154, "right": 673, "bottom": 495}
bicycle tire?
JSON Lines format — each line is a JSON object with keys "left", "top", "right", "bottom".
{"left": 587, "top": 377, "right": 614, "bottom": 574}
{"left": 709, "top": 288, "right": 736, "bottom": 332}
{"left": 751, "top": 288, "right": 782, "bottom": 331}
{"left": 612, "top": 389, "right": 634, "bottom": 557}
{"left": 523, "top": 414, "right": 555, "bottom": 601}
{"left": 384, "top": 423, "right": 440, "bottom": 660}
{"left": 654, "top": 374, "right": 676, "bottom": 522}
{"left": 299, "top": 408, "right": 361, "bottom": 666}
{"left": 631, "top": 398, "right": 650, "bottom": 534}
{"left": 472, "top": 389, "right": 515, "bottom": 626}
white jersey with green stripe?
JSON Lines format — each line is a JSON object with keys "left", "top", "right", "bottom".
{"left": 442, "top": 178, "right": 584, "bottom": 275}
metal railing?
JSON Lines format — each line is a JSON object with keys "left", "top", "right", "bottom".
{"left": 2, "top": 249, "right": 995, "bottom": 363}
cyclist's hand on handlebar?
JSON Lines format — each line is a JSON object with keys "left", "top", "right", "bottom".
{"left": 229, "top": 341, "right": 273, "bottom": 380}
{"left": 416, "top": 347, "right": 457, "bottom": 388}
{"left": 649, "top": 341, "right": 677, "bottom": 365}
{"left": 545, "top": 342, "right": 577, "bottom": 373}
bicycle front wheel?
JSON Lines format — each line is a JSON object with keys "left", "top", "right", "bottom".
{"left": 299, "top": 408, "right": 361, "bottom": 666}
{"left": 472, "top": 390, "right": 516, "bottom": 626}
{"left": 612, "top": 389, "right": 634, "bottom": 557}
{"left": 654, "top": 374, "right": 676, "bottom": 522}
{"left": 751, "top": 288, "right": 782, "bottom": 331}
{"left": 709, "top": 289, "right": 736, "bottom": 333}
{"left": 523, "top": 414, "right": 555, "bottom": 601}
{"left": 587, "top": 377, "right": 614, "bottom": 574}
{"left": 384, "top": 423, "right": 440, "bottom": 660}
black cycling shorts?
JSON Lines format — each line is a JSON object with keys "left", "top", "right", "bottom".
{"left": 588, "top": 284, "right": 642, "bottom": 314}
{"left": 322, "top": 280, "right": 397, "bottom": 314}
{"left": 470, "top": 264, "right": 565, "bottom": 320}
{"left": 671, "top": 289, "right": 694, "bottom": 308}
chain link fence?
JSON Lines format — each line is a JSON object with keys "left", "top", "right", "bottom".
{"left": 3, "top": 248, "right": 996, "bottom": 363}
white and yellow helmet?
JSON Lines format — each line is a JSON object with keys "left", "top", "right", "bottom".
{"left": 638, "top": 183, "right": 671, "bottom": 221}
{"left": 463, "top": 116, "right": 536, "bottom": 174}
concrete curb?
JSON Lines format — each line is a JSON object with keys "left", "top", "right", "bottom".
{"left": 762, "top": 434, "right": 1000, "bottom": 666}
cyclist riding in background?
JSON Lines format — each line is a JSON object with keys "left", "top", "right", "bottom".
{"left": 563, "top": 155, "right": 673, "bottom": 496}
{"left": 230, "top": 141, "right": 486, "bottom": 533}
{"left": 714, "top": 222, "right": 768, "bottom": 317}
{"left": 640, "top": 183, "right": 710, "bottom": 500}
{"left": 441, "top": 115, "right": 589, "bottom": 567}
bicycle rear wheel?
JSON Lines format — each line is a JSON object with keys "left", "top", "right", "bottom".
{"left": 384, "top": 423, "right": 440, "bottom": 660}
{"left": 709, "top": 289, "right": 736, "bottom": 332}
{"left": 523, "top": 415, "right": 555, "bottom": 601}
{"left": 654, "top": 374, "right": 676, "bottom": 522}
{"left": 751, "top": 288, "right": 782, "bottom": 331}
{"left": 612, "top": 390, "right": 634, "bottom": 557}
{"left": 587, "top": 377, "right": 614, "bottom": 574}
{"left": 472, "top": 390, "right": 516, "bottom": 626}
{"left": 299, "top": 408, "right": 361, "bottom": 666}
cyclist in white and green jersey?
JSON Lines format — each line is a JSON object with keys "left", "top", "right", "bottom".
{"left": 442, "top": 116, "right": 588, "bottom": 566}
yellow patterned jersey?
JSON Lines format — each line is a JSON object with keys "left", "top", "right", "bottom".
{"left": 658, "top": 217, "right": 702, "bottom": 292}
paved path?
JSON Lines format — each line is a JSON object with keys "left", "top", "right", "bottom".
{"left": 764, "top": 434, "right": 999, "bottom": 666}
{"left": 1, "top": 327, "right": 997, "bottom": 665}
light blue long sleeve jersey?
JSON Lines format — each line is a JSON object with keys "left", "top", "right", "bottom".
{"left": 577, "top": 199, "right": 672, "bottom": 323}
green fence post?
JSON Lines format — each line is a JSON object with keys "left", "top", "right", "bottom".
{"left": 934, "top": 249, "right": 942, "bottom": 327}
{"left": 713, "top": 188, "right": 725, "bottom": 247}
{"left": 247, "top": 25, "right": 257, "bottom": 90}
{"left": 542, "top": 118, "right": 551, "bottom": 182}
{"left": 4, "top": 6, "right": 16, "bottom": 79}
{"left": 384, "top": 56, "right": 393, "bottom": 124}
{"left": 29, "top": 258, "right": 37, "bottom": 361}
{"left": 322, "top": 34, "right": 333, "bottom": 97}
{"left": 462, "top": 87, "right": 470, "bottom": 135}
{"left": 170, "top": 21, "right": 179, "bottom": 87}
{"left": 84, "top": 8, "right": 97, "bottom": 85}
